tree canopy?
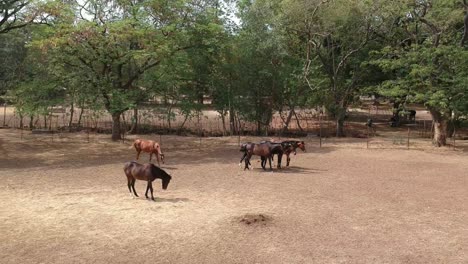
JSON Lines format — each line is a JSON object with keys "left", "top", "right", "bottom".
{"left": 1, "top": 0, "right": 467, "bottom": 146}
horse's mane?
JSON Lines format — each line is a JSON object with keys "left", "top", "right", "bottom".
{"left": 150, "top": 164, "right": 171, "bottom": 180}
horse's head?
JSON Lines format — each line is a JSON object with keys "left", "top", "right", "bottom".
{"left": 297, "top": 141, "right": 306, "bottom": 152}
{"left": 162, "top": 174, "right": 172, "bottom": 190}
{"left": 239, "top": 142, "right": 252, "bottom": 152}
{"left": 160, "top": 153, "right": 165, "bottom": 164}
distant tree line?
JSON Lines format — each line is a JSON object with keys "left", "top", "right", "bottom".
{"left": 1, "top": 0, "right": 467, "bottom": 146}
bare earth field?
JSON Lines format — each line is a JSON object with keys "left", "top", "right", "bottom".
{"left": 0, "top": 129, "right": 467, "bottom": 264}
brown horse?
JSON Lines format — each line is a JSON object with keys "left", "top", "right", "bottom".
{"left": 124, "top": 161, "right": 172, "bottom": 201}
{"left": 240, "top": 141, "right": 281, "bottom": 171}
{"left": 130, "top": 139, "right": 165, "bottom": 166}
{"left": 240, "top": 140, "right": 302, "bottom": 169}
{"left": 281, "top": 141, "right": 306, "bottom": 166}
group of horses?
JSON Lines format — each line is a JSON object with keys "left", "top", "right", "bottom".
{"left": 123, "top": 138, "right": 306, "bottom": 201}
{"left": 124, "top": 139, "right": 169, "bottom": 201}
{"left": 239, "top": 140, "right": 306, "bottom": 171}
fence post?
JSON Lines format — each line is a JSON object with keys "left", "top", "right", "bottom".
{"left": 3, "top": 103, "right": 6, "bottom": 127}
{"left": 319, "top": 114, "right": 322, "bottom": 148}
{"left": 407, "top": 127, "right": 410, "bottom": 150}
{"left": 366, "top": 126, "right": 369, "bottom": 149}
{"left": 452, "top": 128, "right": 456, "bottom": 150}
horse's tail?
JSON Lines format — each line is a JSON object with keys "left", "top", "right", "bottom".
{"left": 154, "top": 142, "right": 163, "bottom": 154}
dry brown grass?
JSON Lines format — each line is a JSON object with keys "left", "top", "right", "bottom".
{"left": 0, "top": 129, "right": 467, "bottom": 264}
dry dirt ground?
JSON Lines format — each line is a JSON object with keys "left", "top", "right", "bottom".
{"left": 0, "top": 129, "right": 467, "bottom": 264}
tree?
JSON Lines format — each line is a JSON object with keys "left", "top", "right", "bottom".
{"left": 371, "top": 0, "right": 468, "bottom": 146}
{"left": 40, "top": 0, "right": 222, "bottom": 140}
{"left": 0, "top": 0, "right": 52, "bottom": 34}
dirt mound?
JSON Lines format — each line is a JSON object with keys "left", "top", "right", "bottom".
{"left": 237, "top": 213, "right": 272, "bottom": 226}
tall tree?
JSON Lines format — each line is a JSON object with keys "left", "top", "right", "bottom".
{"left": 372, "top": 0, "right": 468, "bottom": 146}
{"left": 40, "top": 0, "right": 223, "bottom": 140}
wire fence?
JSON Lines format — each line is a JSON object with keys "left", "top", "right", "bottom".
{"left": 1, "top": 105, "right": 467, "bottom": 150}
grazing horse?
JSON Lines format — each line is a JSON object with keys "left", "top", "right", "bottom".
{"left": 123, "top": 161, "right": 172, "bottom": 201}
{"left": 130, "top": 139, "right": 165, "bottom": 166}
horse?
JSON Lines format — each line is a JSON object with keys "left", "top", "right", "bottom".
{"left": 240, "top": 141, "right": 281, "bottom": 171}
{"left": 280, "top": 140, "right": 306, "bottom": 166}
{"left": 123, "top": 161, "right": 172, "bottom": 201}
{"left": 239, "top": 142, "right": 253, "bottom": 169}
{"left": 239, "top": 140, "right": 303, "bottom": 169}
{"left": 130, "top": 139, "right": 165, "bottom": 166}
{"left": 260, "top": 142, "right": 286, "bottom": 169}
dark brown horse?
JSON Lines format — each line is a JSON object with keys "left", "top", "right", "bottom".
{"left": 130, "top": 139, "right": 165, "bottom": 166}
{"left": 124, "top": 161, "right": 172, "bottom": 201}
{"left": 281, "top": 140, "right": 306, "bottom": 166}
{"left": 239, "top": 141, "right": 282, "bottom": 171}
{"left": 240, "top": 140, "right": 304, "bottom": 168}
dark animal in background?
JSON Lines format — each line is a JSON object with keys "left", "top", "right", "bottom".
{"left": 130, "top": 139, "right": 165, "bottom": 166}
{"left": 390, "top": 109, "right": 416, "bottom": 127}
{"left": 407, "top": 110, "right": 416, "bottom": 122}
{"left": 123, "top": 161, "right": 172, "bottom": 201}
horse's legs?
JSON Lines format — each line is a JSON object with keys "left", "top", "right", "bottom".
{"left": 287, "top": 154, "right": 291, "bottom": 166}
{"left": 136, "top": 150, "right": 140, "bottom": 160}
{"left": 127, "top": 178, "right": 133, "bottom": 197}
{"left": 268, "top": 155, "right": 273, "bottom": 171}
{"left": 239, "top": 152, "right": 247, "bottom": 164}
{"left": 244, "top": 153, "right": 252, "bottom": 170}
{"left": 149, "top": 182, "right": 155, "bottom": 201}
{"left": 145, "top": 182, "right": 150, "bottom": 199}
{"left": 149, "top": 153, "right": 152, "bottom": 163}
{"left": 131, "top": 179, "right": 139, "bottom": 197}
{"left": 277, "top": 153, "right": 282, "bottom": 169}
{"left": 156, "top": 152, "right": 161, "bottom": 166}
{"left": 260, "top": 156, "right": 266, "bottom": 171}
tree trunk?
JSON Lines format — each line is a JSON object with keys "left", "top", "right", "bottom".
{"left": 335, "top": 105, "right": 347, "bottom": 137}
{"left": 229, "top": 108, "right": 235, "bottom": 135}
{"left": 128, "top": 108, "right": 138, "bottom": 134}
{"left": 68, "top": 101, "right": 74, "bottom": 132}
{"left": 29, "top": 115, "right": 34, "bottom": 130}
{"left": 19, "top": 113, "right": 24, "bottom": 129}
{"left": 221, "top": 110, "right": 227, "bottom": 136}
{"left": 293, "top": 110, "right": 304, "bottom": 131}
{"left": 429, "top": 109, "right": 449, "bottom": 147}
{"left": 281, "top": 109, "right": 295, "bottom": 134}
{"left": 77, "top": 107, "right": 84, "bottom": 127}
{"left": 111, "top": 112, "right": 122, "bottom": 141}
{"left": 177, "top": 113, "right": 190, "bottom": 135}
{"left": 336, "top": 117, "right": 345, "bottom": 137}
